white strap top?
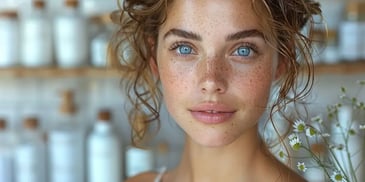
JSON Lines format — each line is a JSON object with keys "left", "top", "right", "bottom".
{"left": 154, "top": 167, "right": 167, "bottom": 182}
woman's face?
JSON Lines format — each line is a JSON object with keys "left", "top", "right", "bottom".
{"left": 154, "top": 0, "right": 280, "bottom": 147}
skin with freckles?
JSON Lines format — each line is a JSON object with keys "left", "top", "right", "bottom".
{"left": 157, "top": 0, "right": 276, "bottom": 147}
{"left": 126, "top": 0, "right": 307, "bottom": 182}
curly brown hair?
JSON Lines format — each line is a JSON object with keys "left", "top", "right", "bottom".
{"left": 109, "top": 0, "right": 322, "bottom": 146}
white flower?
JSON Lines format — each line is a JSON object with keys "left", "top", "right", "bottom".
{"left": 305, "top": 127, "right": 316, "bottom": 137}
{"left": 288, "top": 133, "right": 297, "bottom": 140}
{"left": 359, "top": 124, "right": 365, "bottom": 130}
{"left": 330, "top": 171, "right": 347, "bottom": 182}
{"left": 289, "top": 134, "right": 301, "bottom": 151}
{"left": 277, "top": 148, "right": 287, "bottom": 161}
{"left": 322, "top": 133, "right": 331, "bottom": 137}
{"left": 293, "top": 120, "right": 306, "bottom": 133}
{"left": 296, "top": 162, "right": 307, "bottom": 172}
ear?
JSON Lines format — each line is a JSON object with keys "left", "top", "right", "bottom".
{"left": 149, "top": 56, "right": 159, "bottom": 77}
{"left": 148, "top": 37, "right": 159, "bottom": 77}
{"left": 274, "top": 56, "right": 287, "bottom": 81}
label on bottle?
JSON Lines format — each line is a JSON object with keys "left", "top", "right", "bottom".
{"left": 91, "top": 34, "right": 109, "bottom": 67}
{"left": 21, "top": 18, "right": 53, "bottom": 67}
{"left": 361, "top": 22, "right": 365, "bottom": 59}
{"left": 54, "top": 15, "right": 88, "bottom": 67}
{"left": 88, "top": 127, "right": 122, "bottom": 182}
{"left": 0, "top": 18, "right": 19, "bottom": 67}
{"left": 125, "top": 147, "right": 154, "bottom": 177}
{"left": 49, "top": 130, "right": 84, "bottom": 182}
{"left": 15, "top": 143, "right": 45, "bottom": 182}
{"left": 0, "top": 149, "right": 14, "bottom": 182}
{"left": 339, "top": 21, "right": 362, "bottom": 61}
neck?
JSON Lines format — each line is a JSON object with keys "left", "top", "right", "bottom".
{"left": 173, "top": 125, "right": 269, "bottom": 182}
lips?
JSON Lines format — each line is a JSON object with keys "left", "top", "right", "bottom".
{"left": 189, "top": 103, "right": 236, "bottom": 124}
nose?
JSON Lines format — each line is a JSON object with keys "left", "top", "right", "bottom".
{"left": 198, "top": 57, "right": 229, "bottom": 94}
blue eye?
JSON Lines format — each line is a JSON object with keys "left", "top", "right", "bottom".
{"left": 234, "top": 46, "right": 251, "bottom": 57}
{"left": 177, "top": 45, "right": 193, "bottom": 55}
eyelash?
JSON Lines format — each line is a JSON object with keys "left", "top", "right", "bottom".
{"left": 168, "top": 41, "right": 195, "bottom": 56}
{"left": 168, "top": 41, "right": 260, "bottom": 57}
{"left": 232, "top": 42, "right": 259, "bottom": 57}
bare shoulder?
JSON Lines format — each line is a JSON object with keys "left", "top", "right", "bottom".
{"left": 125, "top": 172, "right": 158, "bottom": 182}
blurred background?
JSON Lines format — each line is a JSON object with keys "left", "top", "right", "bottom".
{"left": 0, "top": 0, "right": 364, "bottom": 182}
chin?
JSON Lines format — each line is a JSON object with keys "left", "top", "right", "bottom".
{"left": 189, "top": 130, "right": 240, "bottom": 148}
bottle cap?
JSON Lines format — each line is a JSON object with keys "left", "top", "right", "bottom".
{"left": 65, "top": 0, "right": 79, "bottom": 7}
{"left": 98, "top": 110, "right": 111, "bottom": 122}
{"left": 33, "top": 0, "right": 45, "bottom": 9}
{"left": 346, "top": 2, "right": 365, "bottom": 21}
{"left": 23, "top": 117, "right": 39, "bottom": 129}
{"left": 0, "top": 119, "right": 6, "bottom": 130}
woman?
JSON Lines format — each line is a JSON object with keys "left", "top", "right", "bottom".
{"left": 110, "top": 0, "right": 322, "bottom": 181}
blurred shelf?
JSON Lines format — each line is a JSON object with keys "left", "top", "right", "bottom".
{"left": 0, "top": 67, "right": 123, "bottom": 78}
{"left": 314, "top": 61, "right": 365, "bottom": 75}
{"left": 0, "top": 61, "right": 364, "bottom": 78}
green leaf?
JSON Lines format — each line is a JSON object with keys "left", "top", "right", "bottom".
{"left": 341, "top": 86, "right": 346, "bottom": 93}
{"left": 349, "top": 129, "right": 356, "bottom": 135}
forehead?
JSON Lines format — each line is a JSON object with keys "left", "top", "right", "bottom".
{"left": 160, "top": 0, "right": 272, "bottom": 39}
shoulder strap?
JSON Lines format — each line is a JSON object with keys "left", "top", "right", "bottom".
{"left": 154, "top": 167, "right": 167, "bottom": 182}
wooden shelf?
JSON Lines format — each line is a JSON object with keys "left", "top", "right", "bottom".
{"left": 314, "top": 61, "right": 365, "bottom": 75}
{"left": 0, "top": 67, "right": 123, "bottom": 78}
{"left": 0, "top": 61, "right": 364, "bottom": 78}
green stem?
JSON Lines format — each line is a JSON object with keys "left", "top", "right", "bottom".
{"left": 300, "top": 146, "right": 331, "bottom": 179}
{"left": 344, "top": 130, "right": 358, "bottom": 182}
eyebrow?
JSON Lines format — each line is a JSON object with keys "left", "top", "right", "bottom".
{"left": 163, "top": 28, "right": 265, "bottom": 41}
{"left": 163, "top": 28, "right": 202, "bottom": 41}
{"left": 226, "top": 29, "right": 265, "bottom": 41}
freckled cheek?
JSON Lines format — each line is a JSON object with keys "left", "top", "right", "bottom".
{"left": 159, "top": 63, "right": 192, "bottom": 97}
{"left": 235, "top": 66, "right": 273, "bottom": 105}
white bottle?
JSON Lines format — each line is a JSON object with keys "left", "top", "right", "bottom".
{"left": 20, "top": 0, "right": 53, "bottom": 67}
{"left": 14, "top": 117, "right": 46, "bottom": 182}
{"left": 87, "top": 110, "right": 122, "bottom": 182}
{"left": 54, "top": 0, "right": 88, "bottom": 68}
{"left": 338, "top": 2, "right": 363, "bottom": 61}
{"left": 125, "top": 146, "right": 154, "bottom": 178}
{"left": 48, "top": 90, "right": 84, "bottom": 182}
{"left": 0, "top": 11, "right": 19, "bottom": 67}
{"left": 90, "top": 14, "right": 114, "bottom": 67}
{"left": 0, "top": 119, "right": 14, "bottom": 182}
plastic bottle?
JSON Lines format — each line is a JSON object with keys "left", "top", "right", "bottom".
{"left": 90, "top": 14, "right": 114, "bottom": 67}
{"left": 48, "top": 90, "right": 85, "bottom": 182}
{"left": 87, "top": 109, "right": 122, "bottom": 182}
{"left": 20, "top": 0, "right": 53, "bottom": 67}
{"left": 54, "top": 0, "right": 88, "bottom": 68}
{"left": 320, "top": 30, "right": 340, "bottom": 64}
{"left": 338, "top": 1, "right": 365, "bottom": 61}
{"left": 125, "top": 146, "right": 154, "bottom": 178}
{"left": 0, "top": 119, "right": 14, "bottom": 182}
{"left": 359, "top": 3, "right": 365, "bottom": 60}
{"left": 0, "top": 10, "right": 19, "bottom": 67}
{"left": 14, "top": 117, "right": 46, "bottom": 182}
